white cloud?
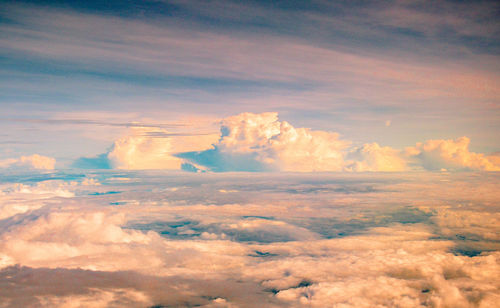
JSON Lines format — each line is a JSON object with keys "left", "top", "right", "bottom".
{"left": 107, "top": 128, "right": 183, "bottom": 170}
{"left": 76, "top": 113, "right": 499, "bottom": 173}
{"left": 406, "top": 136, "right": 500, "bottom": 171}
{"left": 183, "top": 112, "right": 350, "bottom": 172}
{"left": 0, "top": 178, "right": 101, "bottom": 221}
{"left": 0, "top": 172, "right": 498, "bottom": 307}
{"left": 346, "top": 142, "right": 407, "bottom": 172}
{"left": 107, "top": 127, "right": 218, "bottom": 170}
{"left": 0, "top": 154, "right": 55, "bottom": 170}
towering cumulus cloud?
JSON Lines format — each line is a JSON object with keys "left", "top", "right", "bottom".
{"left": 181, "top": 112, "right": 349, "bottom": 172}
{"left": 0, "top": 154, "right": 56, "bottom": 170}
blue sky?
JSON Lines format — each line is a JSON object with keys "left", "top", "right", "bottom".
{"left": 0, "top": 0, "right": 499, "bottom": 170}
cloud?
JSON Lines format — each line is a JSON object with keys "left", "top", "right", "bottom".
{"left": 73, "top": 112, "right": 500, "bottom": 173}
{"left": 0, "top": 154, "right": 55, "bottom": 170}
{"left": 81, "top": 127, "right": 218, "bottom": 170}
{"left": 0, "top": 178, "right": 103, "bottom": 221}
{"left": 346, "top": 142, "right": 407, "bottom": 172}
{"left": 181, "top": 112, "right": 349, "bottom": 172}
{"left": 0, "top": 171, "right": 499, "bottom": 306}
{"left": 181, "top": 113, "right": 499, "bottom": 172}
{"left": 406, "top": 136, "right": 500, "bottom": 171}
{"left": 107, "top": 128, "right": 184, "bottom": 170}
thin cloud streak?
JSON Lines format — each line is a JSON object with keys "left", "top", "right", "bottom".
{"left": 0, "top": 118, "right": 187, "bottom": 129}
{"left": 1, "top": 4, "right": 498, "bottom": 103}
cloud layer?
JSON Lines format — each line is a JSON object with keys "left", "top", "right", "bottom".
{"left": 0, "top": 170, "right": 498, "bottom": 307}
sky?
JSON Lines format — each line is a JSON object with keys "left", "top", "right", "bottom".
{"left": 0, "top": 1, "right": 499, "bottom": 307}
{"left": 0, "top": 0, "right": 499, "bottom": 171}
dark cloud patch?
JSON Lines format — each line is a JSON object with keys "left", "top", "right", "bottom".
{"left": 126, "top": 220, "right": 203, "bottom": 239}
{"left": 0, "top": 265, "right": 272, "bottom": 308}
{"left": 288, "top": 207, "right": 433, "bottom": 239}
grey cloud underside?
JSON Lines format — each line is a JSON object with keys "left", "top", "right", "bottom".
{"left": 0, "top": 266, "right": 268, "bottom": 308}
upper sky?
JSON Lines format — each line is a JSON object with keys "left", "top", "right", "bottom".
{"left": 1, "top": 0, "right": 499, "bottom": 169}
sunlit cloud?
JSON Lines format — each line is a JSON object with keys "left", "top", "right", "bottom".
{"left": 406, "top": 137, "right": 500, "bottom": 171}
{"left": 0, "top": 171, "right": 498, "bottom": 306}
{"left": 76, "top": 112, "right": 499, "bottom": 172}
{"left": 0, "top": 154, "right": 55, "bottom": 170}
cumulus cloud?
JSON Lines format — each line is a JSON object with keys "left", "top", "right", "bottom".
{"left": 182, "top": 113, "right": 498, "bottom": 172}
{"left": 75, "top": 112, "right": 499, "bottom": 173}
{"left": 181, "top": 112, "right": 349, "bottom": 172}
{"left": 107, "top": 128, "right": 184, "bottom": 170}
{"left": 406, "top": 137, "right": 500, "bottom": 171}
{"left": 77, "top": 127, "right": 218, "bottom": 170}
{"left": 346, "top": 142, "right": 407, "bottom": 172}
{"left": 345, "top": 136, "right": 500, "bottom": 172}
{"left": 0, "top": 154, "right": 55, "bottom": 170}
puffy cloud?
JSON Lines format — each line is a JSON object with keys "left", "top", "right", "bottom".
{"left": 107, "top": 128, "right": 183, "bottom": 170}
{"left": 346, "top": 142, "right": 407, "bottom": 172}
{"left": 178, "top": 114, "right": 500, "bottom": 172}
{"left": 0, "top": 154, "right": 55, "bottom": 170}
{"left": 405, "top": 137, "right": 500, "bottom": 171}
{"left": 182, "top": 112, "right": 349, "bottom": 172}
{"left": 0, "top": 178, "right": 102, "bottom": 223}
{"left": 0, "top": 171, "right": 499, "bottom": 306}
{"left": 75, "top": 113, "right": 499, "bottom": 173}
{"left": 107, "top": 128, "right": 218, "bottom": 170}
{"left": 346, "top": 137, "right": 500, "bottom": 173}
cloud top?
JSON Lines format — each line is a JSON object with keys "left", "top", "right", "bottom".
{"left": 216, "top": 112, "right": 349, "bottom": 172}
{"left": 0, "top": 154, "right": 56, "bottom": 170}
{"left": 406, "top": 137, "right": 500, "bottom": 171}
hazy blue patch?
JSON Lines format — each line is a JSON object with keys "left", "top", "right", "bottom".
{"left": 176, "top": 148, "right": 273, "bottom": 172}
{"left": 88, "top": 191, "right": 121, "bottom": 195}
{"left": 72, "top": 154, "right": 112, "bottom": 169}
{"left": 242, "top": 216, "right": 275, "bottom": 220}
{"left": 0, "top": 171, "right": 86, "bottom": 184}
{"left": 288, "top": 206, "right": 433, "bottom": 239}
{"left": 108, "top": 201, "right": 127, "bottom": 206}
{"left": 126, "top": 221, "right": 202, "bottom": 239}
